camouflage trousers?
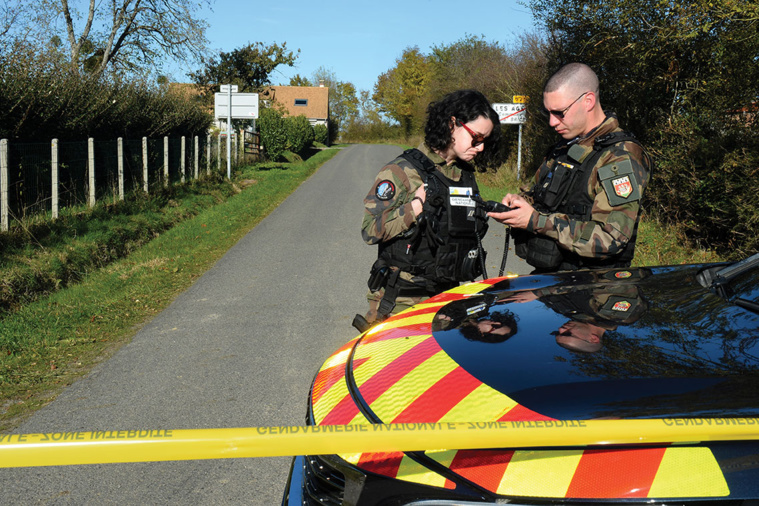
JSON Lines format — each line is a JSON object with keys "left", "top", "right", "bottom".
{"left": 365, "top": 288, "right": 429, "bottom": 325}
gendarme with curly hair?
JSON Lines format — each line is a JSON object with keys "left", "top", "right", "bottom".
{"left": 357, "top": 89, "right": 501, "bottom": 330}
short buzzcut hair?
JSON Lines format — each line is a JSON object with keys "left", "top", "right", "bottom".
{"left": 545, "top": 63, "right": 600, "bottom": 98}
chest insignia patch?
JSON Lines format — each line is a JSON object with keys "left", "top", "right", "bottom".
{"left": 375, "top": 180, "right": 396, "bottom": 201}
{"left": 612, "top": 300, "right": 632, "bottom": 312}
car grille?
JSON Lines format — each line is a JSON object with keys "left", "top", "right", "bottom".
{"left": 301, "top": 455, "right": 346, "bottom": 506}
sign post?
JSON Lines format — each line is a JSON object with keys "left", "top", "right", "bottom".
{"left": 219, "top": 85, "right": 237, "bottom": 178}
{"left": 492, "top": 97, "right": 528, "bottom": 179}
{"left": 215, "top": 86, "right": 259, "bottom": 178}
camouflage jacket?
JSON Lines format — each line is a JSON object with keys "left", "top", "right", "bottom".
{"left": 525, "top": 114, "right": 651, "bottom": 262}
{"left": 362, "top": 145, "right": 468, "bottom": 245}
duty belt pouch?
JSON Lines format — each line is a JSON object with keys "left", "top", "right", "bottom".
{"left": 367, "top": 258, "right": 390, "bottom": 292}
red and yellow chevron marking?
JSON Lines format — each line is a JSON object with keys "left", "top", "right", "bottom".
{"left": 311, "top": 279, "right": 730, "bottom": 499}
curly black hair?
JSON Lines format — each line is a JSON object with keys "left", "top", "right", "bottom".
{"left": 424, "top": 89, "right": 501, "bottom": 166}
{"left": 459, "top": 309, "right": 519, "bottom": 343}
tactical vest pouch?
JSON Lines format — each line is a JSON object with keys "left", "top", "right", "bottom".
{"left": 513, "top": 228, "right": 563, "bottom": 269}
{"left": 447, "top": 190, "right": 477, "bottom": 237}
{"left": 458, "top": 246, "right": 485, "bottom": 281}
{"left": 513, "top": 228, "right": 530, "bottom": 260}
{"left": 541, "top": 164, "right": 570, "bottom": 209}
{"left": 434, "top": 243, "right": 484, "bottom": 282}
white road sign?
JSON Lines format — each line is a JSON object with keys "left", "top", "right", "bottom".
{"left": 492, "top": 103, "right": 527, "bottom": 124}
{"left": 214, "top": 93, "right": 259, "bottom": 119}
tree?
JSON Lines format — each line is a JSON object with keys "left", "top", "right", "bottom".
{"left": 311, "top": 66, "right": 359, "bottom": 140}
{"left": 0, "top": 2, "right": 26, "bottom": 40}
{"left": 288, "top": 74, "right": 312, "bottom": 86}
{"left": 25, "top": 0, "right": 213, "bottom": 75}
{"left": 189, "top": 41, "right": 299, "bottom": 99}
{"left": 525, "top": 0, "right": 759, "bottom": 256}
{"left": 428, "top": 34, "right": 513, "bottom": 102}
{"left": 527, "top": 0, "right": 759, "bottom": 140}
{"left": 372, "top": 47, "right": 431, "bottom": 137}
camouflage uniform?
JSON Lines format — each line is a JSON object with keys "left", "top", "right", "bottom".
{"left": 362, "top": 145, "right": 470, "bottom": 323}
{"left": 537, "top": 281, "right": 648, "bottom": 329}
{"left": 517, "top": 114, "right": 652, "bottom": 271}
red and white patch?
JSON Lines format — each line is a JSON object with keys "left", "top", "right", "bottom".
{"left": 612, "top": 301, "right": 632, "bottom": 312}
{"left": 612, "top": 176, "right": 633, "bottom": 199}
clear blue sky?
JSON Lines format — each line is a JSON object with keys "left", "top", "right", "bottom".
{"left": 173, "top": 0, "right": 538, "bottom": 93}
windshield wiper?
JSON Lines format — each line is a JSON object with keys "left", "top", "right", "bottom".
{"left": 698, "top": 253, "right": 759, "bottom": 290}
{"left": 697, "top": 252, "right": 759, "bottom": 314}
{"left": 712, "top": 252, "right": 759, "bottom": 286}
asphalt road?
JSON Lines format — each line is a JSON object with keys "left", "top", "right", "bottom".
{"left": 2, "top": 144, "right": 530, "bottom": 505}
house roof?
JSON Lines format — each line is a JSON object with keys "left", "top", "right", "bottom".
{"left": 263, "top": 85, "right": 329, "bottom": 120}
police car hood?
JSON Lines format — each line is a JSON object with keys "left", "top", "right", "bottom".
{"left": 308, "top": 262, "right": 759, "bottom": 500}
{"left": 341, "top": 264, "right": 759, "bottom": 423}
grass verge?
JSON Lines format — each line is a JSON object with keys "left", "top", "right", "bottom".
{"left": 0, "top": 148, "right": 339, "bottom": 430}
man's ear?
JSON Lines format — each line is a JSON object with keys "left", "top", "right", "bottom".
{"left": 584, "top": 92, "right": 597, "bottom": 111}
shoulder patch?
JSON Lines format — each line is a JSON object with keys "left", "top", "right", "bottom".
{"left": 375, "top": 180, "right": 396, "bottom": 201}
{"left": 598, "top": 158, "right": 641, "bottom": 206}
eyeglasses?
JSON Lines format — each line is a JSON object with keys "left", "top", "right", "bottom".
{"left": 541, "top": 92, "right": 589, "bottom": 120}
{"left": 455, "top": 118, "right": 486, "bottom": 147}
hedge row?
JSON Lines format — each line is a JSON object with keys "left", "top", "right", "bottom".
{"left": 258, "top": 108, "right": 325, "bottom": 161}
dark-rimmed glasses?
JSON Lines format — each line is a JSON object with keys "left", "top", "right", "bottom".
{"left": 455, "top": 118, "right": 486, "bottom": 147}
{"left": 541, "top": 92, "right": 589, "bottom": 120}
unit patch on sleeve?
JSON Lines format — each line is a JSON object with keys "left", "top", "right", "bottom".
{"left": 598, "top": 159, "right": 641, "bottom": 206}
{"left": 375, "top": 180, "right": 396, "bottom": 201}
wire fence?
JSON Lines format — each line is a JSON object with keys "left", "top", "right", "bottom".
{"left": 0, "top": 131, "right": 261, "bottom": 232}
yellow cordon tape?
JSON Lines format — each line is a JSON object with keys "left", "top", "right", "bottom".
{"left": 2, "top": 418, "right": 759, "bottom": 468}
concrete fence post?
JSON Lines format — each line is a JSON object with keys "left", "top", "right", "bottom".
{"left": 1, "top": 139, "right": 8, "bottom": 232}
{"left": 117, "top": 137, "right": 124, "bottom": 201}
{"left": 164, "top": 136, "right": 169, "bottom": 187}
{"left": 194, "top": 136, "right": 199, "bottom": 179}
{"left": 206, "top": 134, "right": 211, "bottom": 176}
{"left": 181, "top": 136, "right": 186, "bottom": 183}
{"left": 51, "top": 139, "right": 59, "bottom": 218}
{"left": 142, "top": 137, "right": 148, "bottom": 194}
{"left": 88, "top": 138, "right": 96, "bottom": 207}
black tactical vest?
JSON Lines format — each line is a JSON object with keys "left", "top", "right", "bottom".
{"left": 519, "top": 131, "right": 643, "bottom": 271}
{"left": 378, "top": 149, "right": 488, "bottom": 286}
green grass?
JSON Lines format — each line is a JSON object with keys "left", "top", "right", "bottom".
{"left": 0, "top": 148, "right": 339, "bottom": 430}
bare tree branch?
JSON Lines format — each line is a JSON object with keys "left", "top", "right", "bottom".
{"left": 49, "top": 0, "right": 210, "bottom": 75}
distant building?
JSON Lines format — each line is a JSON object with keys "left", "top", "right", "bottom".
{"left": 260, "top": 83, "right": 330, "bottom": 127}
{"left": 166, "top": 82, "right": 331, "bottom": 134}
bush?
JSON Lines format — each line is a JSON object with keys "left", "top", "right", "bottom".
{"left": 646, "top": 112, "right": 759, "bottom": 258}
{"left": 258, "top": 107, "right": 288, "bottom": 161}
{"left": 285, "top": 115, "right": 314, "bottom": 154}
{"left": 313, "top": 124, "right": 329, "bottom": 145}
{"left": 0, "top": 42, "right": 211, "bottom": 141}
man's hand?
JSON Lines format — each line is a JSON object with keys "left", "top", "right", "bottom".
{"left": 488, "top": 193, "right": 535, "bottom": 229}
